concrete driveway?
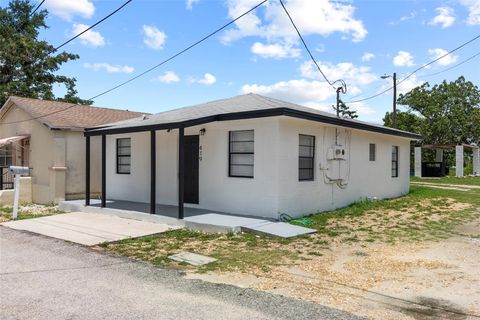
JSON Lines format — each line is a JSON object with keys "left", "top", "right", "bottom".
{"left": 0, "top": 227, "right": 361, "bottom": 320}
{"left": 1, "top": 212, "right": 178, "bottom": 245}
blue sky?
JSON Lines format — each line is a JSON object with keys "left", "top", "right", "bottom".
{"left": 9, "top": 0, "right": 480, "bottom": 122}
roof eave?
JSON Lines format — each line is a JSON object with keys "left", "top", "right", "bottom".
{"left": 84, "top": 107, "right": 422, "bottom": 140}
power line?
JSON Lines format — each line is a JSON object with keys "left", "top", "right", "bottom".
{"left": 420, "top": 51, "right": 480, "bottom": 78}
{"left": 52, "top": 0, "right": 133, "bottom": 53}
{"left": 30, "top": 0, "right": 45, "bottom": 16}
{"left": 345, "top": 33, "right": 480, "bottom": 104}
{"left": 278, "top": 0, "right": 337, "bottom": 89}
{"left": 3, "top": 0, "right": 133, "bottom": 104}
{"left": 3, "top": 0, "right": 269, "bottom": 125}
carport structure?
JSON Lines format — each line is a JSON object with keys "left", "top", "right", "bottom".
{"left": 414, "top": 144, "right": 480, "bottom": 177}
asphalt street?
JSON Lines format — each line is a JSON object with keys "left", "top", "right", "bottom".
{"left": 0, "top": 226, "right": 362, "bottom": 320}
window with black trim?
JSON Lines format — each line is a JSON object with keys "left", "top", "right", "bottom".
{"left": 369, "top": 143, "right": 376, "bottom": 161}
{"left": 229, "top": 130, "right": 254, "bottom": 178}
{"left": 116, "top": 138, "right": 131, "bottom": 174}
{"left": 392, "top": 146, "right": 399, "bottom": 178}
{"left": 299, "top": 134, "right": 315, "bottom": 181}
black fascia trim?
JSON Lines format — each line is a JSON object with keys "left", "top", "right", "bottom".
{"left": 84, "top": 107, "right": 422, "bottom": 140}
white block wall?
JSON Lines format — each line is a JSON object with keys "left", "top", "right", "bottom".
{"left": 105, "top": 116, "right": 412, "bottom": 219}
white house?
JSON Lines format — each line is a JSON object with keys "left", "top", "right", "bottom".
{"left": 84, "top": 94, "right": 421, "bottom": 220}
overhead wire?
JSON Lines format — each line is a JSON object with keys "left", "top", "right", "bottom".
{"left": 344, "top": 33, "right": 480, "bottom": 103}
{"left": 419, "top": 51, "right": 480, "bottom": 78}
{"left": 278, "top": 0, "right": 340, "bottom": 90}
{"left": 52, "top": 0, "right": 133, "bottom": 54}
{"left": 30, "top": 0, "right": 45, "bottom": 16}
{"left": 3, "top": 0, "right": 269, "bottom": 125}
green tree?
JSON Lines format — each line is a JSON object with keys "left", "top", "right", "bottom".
{"left": 383, "top": 110, "right": 424, "bottom": 134}
{"left": 385, "top": 76, "right": 480, "bottom": 144}
{"left": 0, "top": 0, "right": 91, "bottom": 106}
{"left": 334, "top": 100, "right": 358, "bottom": 119}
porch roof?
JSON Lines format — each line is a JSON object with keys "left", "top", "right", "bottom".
{"left": 85, "top": 93, "right": 422, "bottom": 140}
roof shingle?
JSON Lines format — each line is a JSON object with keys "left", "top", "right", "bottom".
{"left": 2, "top": 96, "right": 146, "bottom": 130}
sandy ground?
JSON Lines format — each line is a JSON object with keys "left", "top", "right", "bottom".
{"left": 187, "top": 221, "right": 480, "bottom": 320}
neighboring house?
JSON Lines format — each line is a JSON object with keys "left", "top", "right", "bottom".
{"left": 0, "top": 96, "right": 145, "bottom": 204}
{"left": 84, "top": 94, "right": 421, "bottom": 220}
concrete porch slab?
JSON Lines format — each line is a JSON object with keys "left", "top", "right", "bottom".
{"left": 1, "top": 212, "right": 179, "bottom": 246}
{"left": 184, "top": 213, "right": 270, "bottom": 233}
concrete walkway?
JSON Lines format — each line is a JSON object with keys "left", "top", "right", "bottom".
{"left": 1, "top": 212, "right": 178, "bottom": 245}
{"left": 0, "top": 227, "right": 360, "bottom": 320}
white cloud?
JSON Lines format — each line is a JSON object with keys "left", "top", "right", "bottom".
{"left": 240, "top": 60, "right": 378, "bottom": 117}
{"left": 299, "top": 60, "right": 377, "bottom": 86}
{"left": 389, "top": 11, "right": 417, "bottom": 25}
{"left": 83, "top": 63, "right": 134, "bottom": 73}
{"left": 142, "top": 25, "right": 167, "bottom": 50}
{"left": 222, "top": 0, "right": 367, "bottom": 44}
{"left": 361, "top": 52, "right": 375, "bottom": 62}
{"left": 196, "top": 73, "right": 216, "bottom": 85}
{"left": 428, "top": 48, "right": 458, "bottom": 66}
{"left": 397, "top": 74, "right": 424, "bottom": 95}
{"left": 44, "top": 0, "right": 94, "bottom": 21}
{"left": 459, "top": 0, "right": 480, "bottom": 25}
{"left": 186, "top": 0, "right": 200, "bottom": 10}
{"left": 429, "top": 7, "right": 455, "bottom": 28}
{"left": 251, "top": 41, "right": 301, "bottom": 59}
{"left": 158, "top": 71, "right": 180, "bottom": 83}
{"left": 72, "top": 23, "right": 105, "bottom": 47}
{"left": 393, "top": 51, "right": 415, "bottom": 67}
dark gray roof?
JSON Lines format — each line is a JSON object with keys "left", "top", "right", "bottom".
{"left": 85, "top": 94, "right": 421, "bottom": 139}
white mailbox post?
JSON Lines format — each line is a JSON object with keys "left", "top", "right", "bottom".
{"left": 9, "top": 166, "right": 30, "bottom": 220}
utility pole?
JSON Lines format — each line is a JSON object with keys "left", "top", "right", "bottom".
{"left": 336, "top": 87, "right": 341, "bottom": 117}
{"left": 392, "top": 72, "right": 397, "bottom": 128}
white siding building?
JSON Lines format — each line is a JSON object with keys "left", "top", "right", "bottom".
{"left": 85, "top": 94, "right": 419, "bottom": 220}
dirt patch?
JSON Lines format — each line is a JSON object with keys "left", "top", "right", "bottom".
{"left": 192, "top": 236, "right": 480, "bottom": 319}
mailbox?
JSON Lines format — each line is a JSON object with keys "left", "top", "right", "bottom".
{"left": 9, "top": 166, "right": 30, "bottom": 175}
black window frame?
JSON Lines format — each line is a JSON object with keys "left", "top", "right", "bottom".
{"left": 116, "top": 138, "right": 131, "bottom": 174}
{"left": 392, "top": 146, "right": 399, "bottom": 178}
{"left": 299, "top": 134, "right": 315, "bottom": 181}
{"left": 369, "top": 143, "right": 376, "bottom": 162}
{"left": 228, "top": 130, "right": 254, "bottom": 178}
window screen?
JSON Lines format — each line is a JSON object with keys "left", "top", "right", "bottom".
{"left": 116, "top": 138, "right": 131, "bottom": 174}
{"left": 369, "top": 143, "right": 376, "bottom": 161}
{"left": 392, "top": 146, "right": 399, "bottom": 178}
{"left": 299, "top": 134, "right": 315, "bottom": 181}
{"left": 229, "top": 130, "right": 254, "bottom": 178}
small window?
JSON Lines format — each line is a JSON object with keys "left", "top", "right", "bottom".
{"left": 299, "top": 134, "right": 315, "bottom": 181}
{"left": 229, "top": 130, "right": 254, "bottom": 178}
{"left": 369, "top": 143, "right": 376, "bottom": 161}
{"left": 392, "top": 146, "right": 399, "bottom": 178}
{"left": 0, "top": 146, "right": 13, "bottom": 167}
{"left": 116, "top": 138, "right": 131, "bottom": 174}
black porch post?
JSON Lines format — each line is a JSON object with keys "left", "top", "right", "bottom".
{"left": 85, "top": 135, "right": 90, "bottom": 206}
{"left": 101, "top": 134, "right": 106, "bottom": 208}
{"left": 178, "top": 127, "right": 184, "bottom": 219}
{"left": 150, "top": 130, "right": 156, "bottom": 214}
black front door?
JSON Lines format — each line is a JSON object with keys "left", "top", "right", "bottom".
{"left": 184, "top": 135, "right": 199, "bottom": 204}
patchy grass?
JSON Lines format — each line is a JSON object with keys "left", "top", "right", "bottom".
{"left": 411, "top": 176, "right": 480, "bottom": 186}
{"left": 100, "top": 184, "right": 480, "bottom": 273}
{"left": 100, "top": 229, "right": 296, "bottom": 273}
{"left": 293, "top": 185, "right": 480, "bottom": 245}
{"left": 0, "top": 203, "right": 63, "bottom": 222}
